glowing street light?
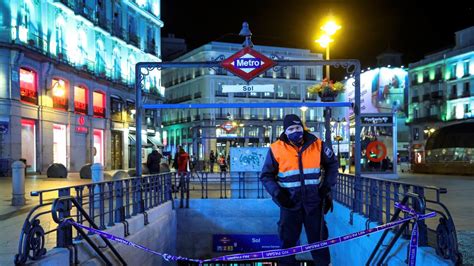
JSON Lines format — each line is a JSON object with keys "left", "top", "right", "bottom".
{"left": 321, "top": 21, "right": 341, "bottom": 36}
{"left": 52, "top": 79, "right": 65, "bottom": 97}
{"left": 315, "top": 34, "right": 333, "bottom": 49}
{"left": 316, "top": 20, "right": 341, "bottom": 80}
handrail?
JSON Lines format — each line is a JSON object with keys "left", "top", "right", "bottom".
{"left": 52, "top": 196, "right": 127, "bottom": 265}
{"left": 334, "top": 173, "right": 462, "bottom": 265}
{"left": 16, "top": 173, "right": 173, "bottom": 264}
{"left": 366, "top": 192, "right": 422, "bottom": 265}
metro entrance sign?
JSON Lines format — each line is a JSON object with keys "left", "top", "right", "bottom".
{"left": 220, "top": 47, "right": 276, "bottom": 82}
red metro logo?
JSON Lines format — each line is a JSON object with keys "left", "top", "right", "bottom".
{"left": 220, "top": 47, "right": 276, "bottom": 82}
{"left": 220, "top": 121, "right": 237, "bottom": 133}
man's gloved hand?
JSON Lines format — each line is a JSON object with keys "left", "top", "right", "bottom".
{"left": 319, "top": 186, "right": 334, "bottom": 214}
{"left": 276, "top": 189, "right": 294, "bottom": 208}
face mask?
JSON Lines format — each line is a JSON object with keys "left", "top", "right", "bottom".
{"left": 288, "top": 131, "right": 303, "bottom": 144}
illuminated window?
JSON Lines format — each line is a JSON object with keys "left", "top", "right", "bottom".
{"left": 52, "top": 78, "right": 68, "bottom": 111}
{"left": 74, "top": 86, "right": 88, "bottom": 114}
{"left": 20, "top": 68, "right": 37, "bottom": 104}
{"left": 93, "top": 129, "right": 104, "bottom": 164}
{"left": 111, "top": 96, "right": 124, "bottom": 121}
{"left": 96, "top": 40, "right": 106, "bottom": 75}
{"left": 93, "top": 91, "right": 105, "bottom": 117}
{"left": 112, "top": 48, "right": 121, "bottom": 80}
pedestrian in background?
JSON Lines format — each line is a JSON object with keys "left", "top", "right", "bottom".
{"left": 177, "top": 147, "right": 189, "bottom": 174}
{"left": 340, "top": 156, "right": 347, "bottom": 173}
{"left": 260, "top": 114, "right": 339, "bottom": 266}
{"left": 146, "top": 148, "right": 162, "bottom": 174}
{"left": 173, "top": 145, "right": 181, "bottom": 171}
{"left": 218, "top": 155, "right": 227, "bottom": 173}
{"left": 209, "top": 150, "right": 216, "bottom": 173}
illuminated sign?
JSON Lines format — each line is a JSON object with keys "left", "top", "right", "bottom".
{"left": 361, "top": 115, "right": 393, "bottom": 125}
{"left": 220, "top": 121, "right": 237, "bottom": 133}
{"left": 366, "top": 141, "right": 387, "bottom": 163}
{"left": 0, "top": 121, "right": 8, "bottom": 134}
{"left": 344, "top": 67, "right": 408, "bottom": 116}
{"left": 220, "top": 47, "right": 275, "bottom": 82}
{"left": 76, "top": 126, "right": 88, "bottom": 134}
{"left": 76, "top": 115, "right": 87, "bottom": 133}
{"left": 222, "top": 84, "right": 274, "bottom": 93}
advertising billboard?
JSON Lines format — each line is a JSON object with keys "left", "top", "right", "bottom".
{"left": 344, "top": 67, "right": 409, "bottom": 117}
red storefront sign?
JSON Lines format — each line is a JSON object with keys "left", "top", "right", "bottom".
{"left": 76, "top": 115, "right": 88, "bottom": 133}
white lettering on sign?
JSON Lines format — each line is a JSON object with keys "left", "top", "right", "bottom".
{"left": 235, "top": 58, "right": 262, "bottom": 68}
{"left": 222, "top": 84, "right": 274, "bottom": 93}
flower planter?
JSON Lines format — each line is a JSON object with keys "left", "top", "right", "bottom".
{"left": 319, "top": 90, "right": 339, "bottom": 102}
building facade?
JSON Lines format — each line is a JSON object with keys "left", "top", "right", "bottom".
{"left": 0, "top": 0, "right": 164, "bottom": 174}
{"left": 161, "top": 42, "right": 327, "bottom": 164}
{"left": 407, "top": 26, "right": 474, "bottom": 169}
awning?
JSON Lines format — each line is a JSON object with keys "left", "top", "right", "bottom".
{"left": 147, "top": 135, "right": 164, "bottom": 147}
{"left": 128, "top": 134, "right": 149, "bottom": 146}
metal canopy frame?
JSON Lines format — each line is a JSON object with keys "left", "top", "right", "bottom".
{"left": 135, "top": 59, "right": 361, "bottom": 177}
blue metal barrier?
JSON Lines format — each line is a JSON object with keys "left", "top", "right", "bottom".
{"left": 15, "top": 173, "right": 173, "bottom": 264}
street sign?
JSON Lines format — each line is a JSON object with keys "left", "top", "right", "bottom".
{"left": 222, "top": 84, "right": 274, "bottom": 93}
{"left": 213, "top": 234, "right": 281, "bottom": 252}
{"left": 0, "top": 121, "right": 8, "bottom": 134}
{"left": 220, "top": 47, "right": 276, "bottom": 82}
{"left": 361, "top": 115, "right": 393, "bottom": 125}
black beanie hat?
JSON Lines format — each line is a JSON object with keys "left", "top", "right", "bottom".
{"left": 283, "top": 114, "right": 303, "bottom": 131}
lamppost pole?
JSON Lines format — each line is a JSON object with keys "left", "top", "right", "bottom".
{"left": 316, "top": 20, "right": 340, "bottom": 146}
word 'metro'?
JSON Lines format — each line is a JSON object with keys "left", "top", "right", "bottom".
{"left": 234, "top": 58, "right": 262, "bottom": 68}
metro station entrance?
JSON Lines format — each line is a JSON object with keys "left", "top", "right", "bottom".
{"left": 135, "top": 23, "right": 361, "bottom": 175}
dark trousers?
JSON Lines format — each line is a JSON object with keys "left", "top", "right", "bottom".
{"left": 210, "top": 162, "right": 214, "bottom": 173}
{"left": 278, "top": 207, "right": 330, "bottom": 266}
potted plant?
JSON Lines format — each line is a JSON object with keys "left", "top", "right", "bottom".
{"left": 308, "top": 78, "right": 345, "bottom": 102}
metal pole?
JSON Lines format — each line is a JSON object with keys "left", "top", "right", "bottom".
{"left": 326, "top": 45, "right": 330, "bottom": 80}
{"left": 135, "top": 65, "right": 142, "bottom": 177}
{"left": 354, "top": 63, "right": 361, "bottom": 176}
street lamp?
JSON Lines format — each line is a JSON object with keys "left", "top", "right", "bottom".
{"left": 300, "top": 105, "right": 308, "bottom": 125}
{"left": 315, "top": 19, "right": 341, "bottom": 145}
{"left": 315, "top": 20, "right": 341, "bottom": 80}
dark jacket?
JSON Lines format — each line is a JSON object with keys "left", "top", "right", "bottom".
{"left": 260, "top": 131, "right": 339, "bottom": 212}
{"left": 147, "top": 150, "right": 162, "bottom": 174}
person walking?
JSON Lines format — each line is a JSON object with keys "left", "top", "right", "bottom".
{"left": 177, "top": 147, "right": 190, "bottom": 174}
{"left": 146, "top": 148, "right": 162, "bottom": 174}
{"left": 209, "top": 150, "right": 216, "bottom": 173}
{"left": 218, "top": 155, "right": 228, "bottom": 173}
{"left": 260, "top": 114, "right": 339, "bottom": 266}
{"left": 173, "top": 145, "right": 181, "bottom": 171}
{"left": 340, "top": 156, "right": 347, "bottom": 173}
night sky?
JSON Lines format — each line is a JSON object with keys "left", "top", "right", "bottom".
{"left": 162, "top": 1, "right": 473, "bottom": 68}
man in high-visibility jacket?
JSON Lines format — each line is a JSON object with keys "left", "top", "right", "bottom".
{"left": 260, "top": 114, "right": 339, "bottom": 266}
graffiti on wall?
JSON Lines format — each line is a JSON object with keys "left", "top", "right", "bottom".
{"left": 230, "top": 147, "right": 269, "bottom": 172}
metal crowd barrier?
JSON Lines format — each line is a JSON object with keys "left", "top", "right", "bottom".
{"left": 15, "top": 171, "right": 461, "bottom": 265}
{"left": 15, "top": 173, "right": 173, "bottom": 265}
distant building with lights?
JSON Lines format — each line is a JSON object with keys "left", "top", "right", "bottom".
{"left": 0, "top": 0, "right": 164, "bottom": 175}
{"left": 407, "top": 26, "right": 474, "bottom": 174}
{"left": 160, "top": 42, "right": 328, "bottom": 163}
